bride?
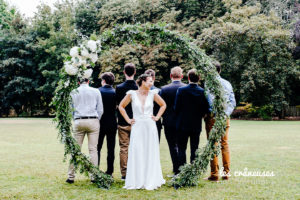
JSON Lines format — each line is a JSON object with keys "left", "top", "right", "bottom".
{"left": 119, "top": 73, "right": 166, "bottom": 190}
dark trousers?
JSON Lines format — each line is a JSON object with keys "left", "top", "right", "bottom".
{"left": 164, "top": 126, "right": 179, "bottom": 174}
{"left": 157, "top": 127, "right": 161, "bottom": 142}
{"left": 156, "top": 121, "right": 162, "bottom": 143}
{"left": 97, "top": 127, "right": 117, "bottom": 175}
{"left": 177, "top": 130, "right": 201, "bottom": 170}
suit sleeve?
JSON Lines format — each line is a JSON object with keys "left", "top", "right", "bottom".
{"left": 202, "top": 91, "right": 210, "bottom": 115}
{"left": 227, "top": 84, "right": 236, "bottom": 116}
{"left": 116, "top": 86, "right": 121, "bottom": 105}
{"left": 96, "top": 90, "right": 104, "bottom": 119}
{"left": 158, "top": 88, "right": 163, "bottom": 99}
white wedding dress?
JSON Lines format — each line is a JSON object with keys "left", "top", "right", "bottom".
{"left": 124, "top": 90, "right": 165, "bottom": 190}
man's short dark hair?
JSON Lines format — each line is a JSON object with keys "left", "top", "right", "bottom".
{"left": 213, "top": 61, "right": 221, "bottom": 74}
{"left": 145, "top": 69, "right": 155, "bottom": 78}
{"left": 78, "top": 77, "right": 89, "bottom": 84}
{"left": 124, "top": 63, "right": 136, "bottom": 77}
{"left": 188, "top": 69, "right": 200, "bottom": 83}
{"left": 100, "top": 72, "right": 115, "bottom": 85}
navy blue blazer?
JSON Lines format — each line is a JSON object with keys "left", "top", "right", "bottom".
{"left": 151, "top": 85, "right": 162, "bottom": 130}
{"left": 116, "top": 80, "right": 138, "bottom": 126}
{"left": 160, "top": 81, "right": 186, "bottom": 128}
{"left": 99, "top": 85, "right": 117, "bottom": 131}
{"left": 174, "top": 84, "right": 209, "bottom": 132}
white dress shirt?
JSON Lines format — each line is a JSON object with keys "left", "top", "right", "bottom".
{"left": 71, "top": 83, "right": 104, "bottom": 120}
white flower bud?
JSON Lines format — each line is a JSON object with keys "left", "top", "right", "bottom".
{"left": 80, "top": 47, "right": 90, "bottom": 58}
{"left": 87, "top": 40, "right": 97, "bottom": 52}
{"left": 70, "top": 46, "right": 79, "bottom": 57}
{"left": 71, "top": 56, "right": 82, "bottom": 67}
{"left": 90, "top": 53, "right": 98, "bottom": 63}
{"left": 64, "top": 80, "right": 70, "bottom": 87}
{"left": 65, "top": 63, "right": 78, "bottom": 75}
{"left": 82, "top": 69, "right": 93, "bottom": 79}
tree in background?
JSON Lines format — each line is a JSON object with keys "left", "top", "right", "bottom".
{"left": 0, "top": 0, "right": 14, "bottom": 30}
{"left": 75, "top": 0, "right": 106, "bottom": 36}
{"left": 199, "top": 1, "right": 299, "bottom": 117}
{"left": 1, "top": 0, "right": 299, "bottom": 117}
{"left": 98, "top": 43, "right": 193, "bottom": 86}
{"left": 0, "top": 10, "right": 42, "bottom": 116}
{"left": 30, "top": 1, "right": 78, "bottom": 114}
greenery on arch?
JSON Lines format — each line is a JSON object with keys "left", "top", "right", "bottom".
{"left": 52, "top": 23, "right": 227, "bottom": 189}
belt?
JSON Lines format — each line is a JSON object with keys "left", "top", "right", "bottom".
{"left": 74, "top": 116, "right": 98, "bottom": 120}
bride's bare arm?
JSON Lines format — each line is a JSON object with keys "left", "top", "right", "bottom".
{"left": 119, "top": 94, "right": 135, "bottom": 125}
{"left": 153, "top": 93, "right": 166, "bottom": 121}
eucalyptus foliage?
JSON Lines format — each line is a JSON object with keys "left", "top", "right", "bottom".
{"left": 52, "top": 23, "right": 227, "bottom": 189}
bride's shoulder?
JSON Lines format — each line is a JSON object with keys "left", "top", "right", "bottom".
{"left": 150, "top": 88, "right": 160, "bottom": 95}
{"left": 126, "top": 90, "right": 136, "bottom": 96}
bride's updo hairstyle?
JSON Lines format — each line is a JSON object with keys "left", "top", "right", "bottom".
{"left": 136, "top": 73, "right": 151, "bottom": 87}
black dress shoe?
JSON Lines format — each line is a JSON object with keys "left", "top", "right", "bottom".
{"left": 121, "top": 176, "right": 126, "bottom": 180}
{"left": 66, "top": 179, "right": 74, "bottom": 184}
{"left": 105, "top": 173, "right": 113, "bottom": 178}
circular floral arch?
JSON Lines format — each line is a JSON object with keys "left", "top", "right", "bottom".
{"left": 52, "top": 23, "right": 227, "bottom": 189}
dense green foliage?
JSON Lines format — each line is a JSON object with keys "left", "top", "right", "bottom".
{"left": 0, "top": 0, "right": 299, "bottom": 118}
{"left": 199, "top": 2, "right": 299, "bottom": 116}
{"left": 0, "top": 0, "right": 14, "bottom": 30}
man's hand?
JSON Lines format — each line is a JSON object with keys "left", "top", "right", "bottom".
{"left": 127, "top": 118, "right": 135, "bottom": 125}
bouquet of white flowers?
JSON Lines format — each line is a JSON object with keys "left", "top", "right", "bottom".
{"left": 64, "top": 39, "right": 101, "bottom": 78}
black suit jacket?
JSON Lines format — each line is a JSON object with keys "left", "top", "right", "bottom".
{"left": 116, "top": 80, "right": 138, "bottom": 126}
{"left": 174, "top": 84, "right": 209, "bottom": 132}
{"left": 151, "top": 85, "right": 162, "bottom": 131}
{"left": 160, "top": 81, "right": 186, "bottom": 129}
{"left": 99, "top": 85, "right": 117, "bottom": 131}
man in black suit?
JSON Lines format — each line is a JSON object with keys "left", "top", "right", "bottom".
{"left": 98, "top": 72, "right": 117, "bottom": 176}
{"left": 116, "top": 63, "right": 138, "bottom": 180}
{"left": 174, "top": 69, "right": 209, "bottom": 170}
{"left": 160, "top": 66, "right": 186, "bottom": 175}
{"left": 145, "top": 69, "right": 162, "bottom": 142}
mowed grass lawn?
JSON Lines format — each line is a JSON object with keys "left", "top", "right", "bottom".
{"left": 0, "top": 118, "right": 299, "bottom": 200}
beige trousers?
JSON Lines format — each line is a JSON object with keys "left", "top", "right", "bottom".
{"left": 68, "top": 119, "right": 100, "bottom": 180}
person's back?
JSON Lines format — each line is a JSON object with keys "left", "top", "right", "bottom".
{"left": 71, "top": 83, "right": 103, "bottom": 120}
{"left": 98, "top": 72, "right": 117, "bottom": 176}
{"left": 204, "top": 62, "right": 236, "bottom": 182}
{"left": 116, "top": 63, "right": 138, "bottom": 180}
{"left": 100, "top": 85, "right": 117, "bottom": 130}
{"left": 160, "top": 67, "right": 186, "bottom": 129}
{"left": 175, "top": 69, "right": 209, "bottom": 170}
{"left": 159, "top": 66, "right": 185, "bottom": 175}
{"left": 67, "top": 79, "right": 103, "bottom": 184}
{"left": 174, "top": 84, "right": 209, "bottom": 132}
{"left": 116, "top": 81, "right": 138, "bottom": 126}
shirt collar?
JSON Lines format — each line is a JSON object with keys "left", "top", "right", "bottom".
{"left": 172, "top": 80, "right": 181, "bottom": 84}
{"left": 189, "top": 83, "right": 198, "bottom": 87}
{"left": 80, "top": 83, "right": 89, "bottom": 87}
{"left": 125, "top": 80, "right": 136, "bottom": 84}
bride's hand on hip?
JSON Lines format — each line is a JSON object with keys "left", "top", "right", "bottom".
{"left": 151, "top": 115, "right": 159, "bottom": 121}
{"left": 127, "top": 118, "right": 135, "bottom": 125}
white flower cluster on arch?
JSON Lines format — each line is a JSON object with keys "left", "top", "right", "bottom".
{"left": 64, "top": 40, "right": 101, "bottom": 79}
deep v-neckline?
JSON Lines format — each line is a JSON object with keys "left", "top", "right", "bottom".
{"left": 135, "top": 90, "right": 150, "bottom": 113}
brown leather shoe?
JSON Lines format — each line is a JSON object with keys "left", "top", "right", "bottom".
{"left": 204, "top": 176, "right": 219, "bottom": 182}
{"left": 222, "top": 176, "right": 229, "bottom": 180}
